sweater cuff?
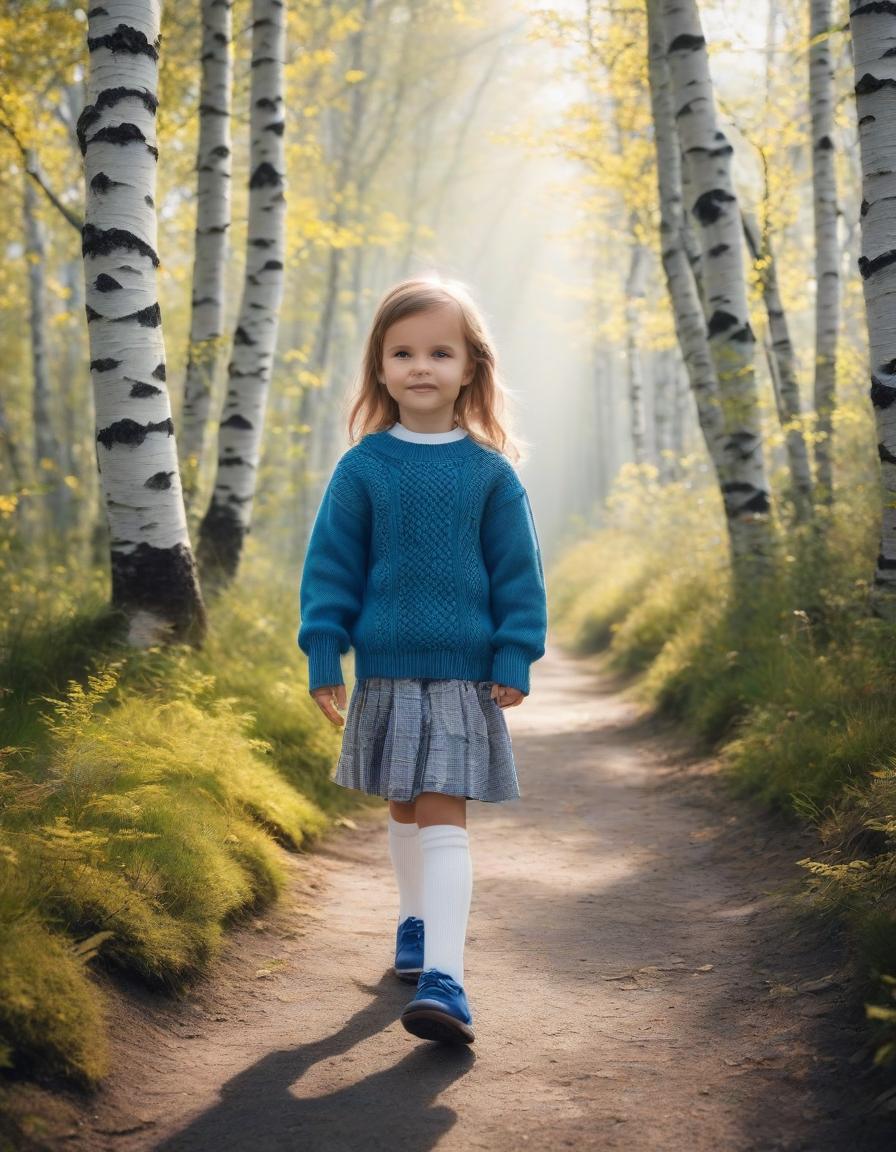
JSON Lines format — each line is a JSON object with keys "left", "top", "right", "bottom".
{"left": 305, "top": 634, "right": 344, "bottom": 693}
{"left": 491, "top": 645, "right": 533, "bottom": 696}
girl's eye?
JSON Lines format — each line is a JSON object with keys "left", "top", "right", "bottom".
{"left": 393, "top": 350, "right": 450, "bottom": 358}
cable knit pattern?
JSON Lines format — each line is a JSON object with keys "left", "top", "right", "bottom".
{"left": 297, "top": 429, "right": 548, "bottom": 695}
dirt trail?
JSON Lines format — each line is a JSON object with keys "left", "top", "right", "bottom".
{"left": 9, "top": 643, "right": 896, "bottom": 1151}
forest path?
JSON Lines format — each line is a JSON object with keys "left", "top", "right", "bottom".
{"left": 29, "top": 643, "right": 896, "bottom": 1150}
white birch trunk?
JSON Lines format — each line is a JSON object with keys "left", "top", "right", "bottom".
{"left": 848, "top": 1, "right": 896, "bottom": 617}
{"left": 198, "top": 0, "right": 286, "bottom": 583}
{"left": 624, "top": 230, "right": 649, "bottom": 466}
{"left": 23, "top": 150, "right": 68, "bottom": 536}
{"left": 810, "top": 0, "right": 841, "bottom": 505}
{"left": 741, "top": 209, "right": 814, "bottom": 521}
{"left": 79, "top": 2, "right": 206, "bottom": 645}
{"left": 662, "top": 0, "right": 773, "bottom": 572}
{"left": 646, "top": 0, "right": 727, "bottom": 491}
{"left": 180, "top": 0, "right": 234, "bottom": 515}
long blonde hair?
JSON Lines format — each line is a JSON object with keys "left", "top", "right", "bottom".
{"left": 344, "top": 275, "right": 529, "bottom": 463}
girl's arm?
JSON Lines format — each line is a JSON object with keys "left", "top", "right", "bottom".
{"left": 480, "top": 485, "right": 548, "bottom": 696}
{"left": 297, "top": 459, "right": 370, "bottom": 693}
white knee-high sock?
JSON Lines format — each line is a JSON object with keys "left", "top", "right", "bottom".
{"left": 419, "top": 824, "right": 472, "bottom": 986}
{"left": 388, "top": 815, "right": 423, "bottom": 922}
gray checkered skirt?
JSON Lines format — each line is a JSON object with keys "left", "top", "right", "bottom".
{"left": 332, "top": 677, "right": 520, "bottom": 803}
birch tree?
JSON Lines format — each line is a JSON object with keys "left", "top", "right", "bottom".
{"left": 79, "top": 2, "right": 206, "bottom": 644}
{"left": 179, "top": 0, "right": 234, "bottom": 516}
{"left": 197, "top": 0, "right": 286, "bottom": 585}
{"left": 741, "top": 209, "right": 814, "bottom": 522}
{"left": 646, "top": 0, "right": 727, "bottom": 496}
{"left": 809, "top": 0, "right": 840, "bottom": 506}
{"left": 24, "top": 148, "right": 68, "bottom": 537}
{"left": 848, "top": 0, "right": 896, "bottom": 619}
{"left": 661, "top": 0, "right": 773, "bottom": 572}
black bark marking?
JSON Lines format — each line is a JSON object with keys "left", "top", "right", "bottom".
{"left": 95, "top": 273, "right": 123, "bottom": 292}
{"left": 707, "top": 309, "right": 738, "bottom": 336}
{"left": 817, "top": 135, "right": 834, "bottom": 150}
{"left": 870, "top": 377, "right": 896, "bottom": 408}
{"left": 144, "top": 471, "right": 175, "bottom": 489}
{"left": 87, "top": 6, "right": 109, "bottom": 14}
{"left": 197, "top": 498, "right": 246, "bottom": 582}
{"left": 87, "top": 24, "right": 160, "bottom": 61}
{"left": 91, "top": 357, "right": 121, "bottom": 372}
{"left": 86, "top": 304, "right": 101, "bottom": 321}
{"left": 211, "top": 145, "right": 231, "bottom": 157}
{"left": 82, "top": 223, "right": 159, "bottom": 266}
{"left": 152, "top": 363, "right": 166, "bottom": 380}
{"left": 129, "top": 381, "right": 162, "bottom": 398}
{"left": 249, "top": 161, "right": 281, "bottom": 189}
{"left": 82, "top": 121, "right": 158, "bottom": 160}
{"left": 220, "top": 414, "right": 253, "bottom": 429}
{"left": 882, "top": 358, "right": 896, "bottom": 374}
{"left": 708, "top": 243, "right": 729, "bottom": 257}
{"left": 261, "top": 259, "right": 283, "bottom": 270}
{"left": 145, "top": 195, "right": 154, "bottom": 206}
{"left": 106, "top": 303, "right": 161, "bottom": 328}
{"left": 855, "top": 73, "right": 896, "bottom": 97}
{"left": 110, "top": 540, "right": 205, "bottom": 642}
{"left": 234, "top": 326, "right": 256, "bottom": 346}
{"left": 218, "top": 456, "right": 254, "bottom": 467}
{"left": 861, "top": 199, "right": 869, "bottom": 217}
{"left": 90, "top": 172, "right": 121, "bottom": 193}
{"left": 858, "top": 249, "right": 896, "bottom": 279}
{"left": 739, "top": 491, "right": 770, "bottom": 513}
{"left": 265, "top": 121, "right": 285, "bottom": 136}
{"left": 859, "top": 115, "right": 876, "bottom": 126}
{"left": 668, "top": 33, "right": 706, "bottom": 52}
{"left": 878, "top": 443, "right": 896, "bottom": 464}
{"left": 853, "top": 1, "right": 896, "bottom": 14}
{"left": 693, "top": 189, "right": 735, "bottom": 225}
{"left": 227, "top": 493, "right": 252, "bottom": 504}
{"left": 256, "top": 97, "right": 280, "bottom": 110}
{"left": 96, "top": 417, "right": 174, "bottom": 449}
{"left": 118, "top": 305, "right": 162, "bottom": 327}
{"left": 877, "top": 553, "right": 896, "bottom": 570}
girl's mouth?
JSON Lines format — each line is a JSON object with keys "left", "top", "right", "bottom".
{"left": 409, "top": 385, "right": 436, "bottom": 392}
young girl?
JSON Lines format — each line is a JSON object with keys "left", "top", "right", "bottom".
{"left": 297, "top": 275, "right": 547, "bottom": 1046}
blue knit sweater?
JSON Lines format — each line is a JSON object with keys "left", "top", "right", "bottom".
{"left": 297, "top": 425, "right": 548, "bottom": 695}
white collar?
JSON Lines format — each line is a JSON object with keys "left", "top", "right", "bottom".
{"left": 387, "top": 421, "right": 468, "bottom": 444}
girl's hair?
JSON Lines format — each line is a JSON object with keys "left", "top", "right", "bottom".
{"left": 344, "top": 274, "right": 529, "bottom": 463}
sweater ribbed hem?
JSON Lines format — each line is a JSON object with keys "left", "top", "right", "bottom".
{"left": 306, "top": 634, "right": 344, "bottom": 693}
{"left": 354, "top": 648, "right": 495, "bottom": 683}
{"left": 491, "top": 644, "right": 535, "bottom": 695}
{"left": 360, "top": 429, "right": 487, "bottom": 463}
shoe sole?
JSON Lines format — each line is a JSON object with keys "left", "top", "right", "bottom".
{"left": 401, "top": 1006, "right": 475, "bottom": 1045}
{"left": 395, "top": 966, "right": 422, "bottom": 982}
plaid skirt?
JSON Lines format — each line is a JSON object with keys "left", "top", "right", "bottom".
{"left": 333, "top": 677, "right": 521, "bottom": 803}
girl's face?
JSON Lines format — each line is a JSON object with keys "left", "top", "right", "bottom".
{"left": 379, "top": 305, "right": 475, "bottom": 430}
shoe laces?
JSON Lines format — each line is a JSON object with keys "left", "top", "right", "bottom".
{"left": 401, "top": 916, "right": 424, "bottom": 942}
{"left": 418, "top": 968, "right": 461, "bottom": 995}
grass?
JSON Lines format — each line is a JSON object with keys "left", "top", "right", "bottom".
{"left": 0, "top": 541, "right": 373, "bottom": 1087}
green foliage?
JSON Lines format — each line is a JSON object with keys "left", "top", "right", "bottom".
{"left": 0, "top": 546, "right": 370, "bottom": 1084}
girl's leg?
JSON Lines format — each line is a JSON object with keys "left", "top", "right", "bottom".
{"left": 415, "top": 793, "right": 471, "bottom": 985}
{"left": 387, "top": 799, "right": 423, "bottom": 923}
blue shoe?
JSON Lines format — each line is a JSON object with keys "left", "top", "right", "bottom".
{"left": 400, "top": 967, "right": 475, "bottom": 1044}
{"left": 394, "top": 916, "right": 424, "bottom": 982}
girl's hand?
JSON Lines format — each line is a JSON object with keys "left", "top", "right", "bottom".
{"left": 311, "top": 683, "right": 347, "bottom": 727}
{"left": 491, "top": 683, "right": 524, "bottom": 708}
